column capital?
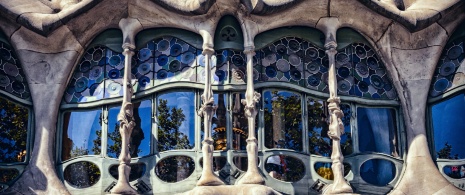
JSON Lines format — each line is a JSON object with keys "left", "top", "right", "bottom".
{"left": 202, "top": 47, "right": 215, "bottom": 56}
{"left": 244, "top": 45, "right": 255, "bottom": 56}
{"left": 122, "top": 43, "right": 135, "bottom": 56}
{"left": 324, "top": 41, "right": 337, "bottom": 50}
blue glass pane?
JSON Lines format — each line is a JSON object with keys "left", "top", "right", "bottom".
{"left": 107, "top": 100, "right": 152, "bottom": 158}
{"left": 429, "top": 41, "right": 464, "bottom": 97}
{"left": 443, "top": 164, "right": 465, "bottom": 179}
{"left": 357, "top": 107, "right": 399, "bottom": 157}
{"left": 62, "top": 109, "right": 101, "bottom": 160}
{"left": 200, "top": 93, "right": 227, "bottom": 150}
{"left": 360, "top": 159, "right": 396, "bottom": 186}
{"left": 432, "top": 94, "right": 465, "bottom": 160}
{"left": 264, "top": 91, "right": 302, "bottom": 151}
{"left": 0, "top": 42, "right": 30, "bottom": 100}
{"left": 0, "top": 97, "right": 28, "bottom": 163}
{"left": 157, "top": 92, "right": 195, "bottom": 151}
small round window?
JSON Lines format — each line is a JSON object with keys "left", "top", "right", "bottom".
{"left": 265, "top": 155, "right": 305, "bottom": 182}
{"left": 155, "top": 156, "right": 195, "bottom": 183}
{"left": 360, "top": 159, "right": 396, "bottom": 186}
{"left": 63, "top": 161, "right": 101, "bottom": 188}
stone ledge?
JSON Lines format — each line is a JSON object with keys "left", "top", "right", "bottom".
{"left": 177, "top": 184, "right": 282, "bottom": 195}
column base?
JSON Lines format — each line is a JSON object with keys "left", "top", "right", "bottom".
{"left": 110, "top": 164, "right": 138, "bottom": 195}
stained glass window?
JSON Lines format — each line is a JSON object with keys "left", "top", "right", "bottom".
{"left": 0, "top": 42, "right": 30, "bottom": 100}
{"left": 430, "top": 39, "right": 464, "bottom": 97}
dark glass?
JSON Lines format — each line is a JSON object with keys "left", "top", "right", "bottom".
{"left": 265, "top": 155, "right": 305, "bottom": 182}
{"left": 0, "top": 168, "right": 19, "bottom": 183}
{"left": 199, "top": 157, "right": 227, "bottom": 172}
{"left": 264, "top": 91, "right": 303, "bottom": 151}
{"left": 432, "top": 94, "right": 465, "bottom": 160}
{"left": 63, "top": 161, "right": 101, "bottom": 188}
{"left": 157, "top": 92, "right": 195, "bottom": 152}
{"left": 109, "top": 163, "right": 146, "bottom": 182}
{"left": 200, "top": 93, "right": 227, "bottom": 150}
{"left": 155, "top": 156, "right": 195, "bottom": 182}
{"left": 314, "top": 162, "right": 351, "bottom": 180}
{"left": 308, "top": 98, "right": 352, "bottom": 156}
{"left": 443, "top": 164, "right": 465, "bottom": 179}
{"left": 62, "top": 109, "right": 101, "bottom": 161}
{"left": 231, "top": 93, "right": 257, "bottom": 150}
{"left": 357, "top": 108, "right": 398, "bottom": 157}
{"left": 360, "top": 159, "right": 396, "bottom": 186}
{"left": 233, "top": 156, "right": 259, "bottom": 171}
{"left": 0, "top": 97, "right": 28, "bottom": 163}
{"left": 107, "top": 100, "right": 151, "bottom": 158}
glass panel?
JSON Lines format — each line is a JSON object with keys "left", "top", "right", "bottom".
{"left": 443, "top": 164, "right": 465, "bottom": 179}
{"left": 109, "top": 163, "right": 146, "bottom": 182}
{"left": 0, "top": 97, "right": 28, "bottom": 163}
{"left": 264, "top": 91, "right": 302, "bottom": 151}
{"left": 63, "top": 161, "right": 101, "bottom": 188}
{"left": 360, "top": 159, "right": 396, "bottom": 186}
{"left": 314, "top": 162, "right": 351, "bottom": 180}
{"left": 107, "top": 100, "right": 152, "bottom": 158}
{"left": 199, "top": 157, "right": 227, "bottom": 172}
{"left": 265, "top": 155, "right": 305, "bottom": 182}
{"left": 232, "top": 93, "right": 258, "bottom": 150}
{"left": 432, "top": 94, "right": 465, "bottom": 159}
{"left": 233, "top": 156, "right": 259, "bottom": 171}
{"left": 357, "top": 107, "right": 398, "bottom": 156}
{"left": 201, "top": 93, "right": 227, "bottom": 150}
{"left": 157, "top": 92, "right": 195, "bottom": 151}
{"left": 0, "top": 168, "right": 19, "bottom": 183}
{"left": 308, "top": 98, "right": 352, "bottom": 156}
{"left": 0, "top": 42, "right": 31, "bottom": 100}
{"left": 155, "top": 156, "right": 195, "bottom": 183}
{"left": 62, "top": 109, "right": 101, "bottom": 161}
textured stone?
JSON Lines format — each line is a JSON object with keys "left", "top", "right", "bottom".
{"left": 179, "top": 184, "right": 282, "bottom": 195}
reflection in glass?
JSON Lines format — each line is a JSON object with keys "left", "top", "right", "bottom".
{"left": 357, "top": 107, "right": 398, "bottom": 157}
{"left": 360, "top": 159, "right": 395, "bottom": 186}
{"left": 432, "top": 94, "right": 465, "bottom": 159}
{"left": 265, "top": 155, "right": 305, "bottom": 182}
{"left": 233, "top": 156, "right": 259, "bottom": 171}
{"left": 107, "top": 100, "right": 151, "bottom": 158}
{"left": 62, "top": 109, "right": 101, "bottom": 161}
{"left": 109, "top": 163, "right": 146, "bottom": 182}
{"left": 0, "top": 97, "right": 28, "bottom": 163}
{"left": 264, "top": 91, "right": 302, "bottom": 151}
{"left": 308, "top": 99, "right": 352, "bottom": 156}
{"left": 0, "top": 168, "right": 19, "bottom": 183}
{"left": 157, "top": 92, "right": 195, "bottom": 152}
{"left": 232, "top": 93, "right": 257, "bottom": 150}
{"left": 443, "top": 165, "right": 465, "bottom": 179}
{"left": 63, "top": 161, "right": 101, "bottom": 188}
{"left": 199, "top": 157, "right": 227, "bottom": 171}
{"left": 201, "top": 93, "right": 227, "bottom": 150}
{"left": 155, "top": 156, "right": 195, "bottom": 183}
{"left": 314, "top": 162, "right": 351, "bottom": 180}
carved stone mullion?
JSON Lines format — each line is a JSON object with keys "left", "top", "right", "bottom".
{"left": 110, "top": 44, "right": 138, "bottom": 195}
{"left": 236, "top": 46, "right": 265, "bottom": 185}
{"left": 197, "top": 48, "right": 224, "bottom": 186}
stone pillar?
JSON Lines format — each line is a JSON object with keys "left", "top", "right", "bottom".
{"left": 236, "top": 46, "right": 264, "bottom": 185}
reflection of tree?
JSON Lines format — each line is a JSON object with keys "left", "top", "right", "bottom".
{"left": 63, "top": 161, "right": 100, "bottom": 188}
{"left": 155, "top": 156, "right": 195, "bottom": 183}
{"left": 437, "top": 142, "right": 459, "bottom": 159}
{"left": 157, "top": 99, "right": 190, "bottom": 151}
{"left": 0, "top": 98, "right": 28, "bottom": 163}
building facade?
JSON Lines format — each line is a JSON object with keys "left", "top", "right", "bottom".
{"left": 0, "top": 0, "right": 464, "bottom": 194}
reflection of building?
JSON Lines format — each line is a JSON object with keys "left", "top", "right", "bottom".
{"left": 0, "top": 0, "right": 465, "bottom": 194}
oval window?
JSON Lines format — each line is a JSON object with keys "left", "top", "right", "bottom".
{"left": 233, "top": 156, "right": 259, "bottom": 171}
{"left": 155, "top": 156, "right": 195, "bottom": 183}
{"left": 63, "top": 161, "right": 101, "bottom": 188}
{"left": 109, "top": 163, "right": 146, "bottom": 182}
{"left": 265, "top": 155, "right": 305, "bottom": 182}
{"left": 199, "top": 157, "right": 227, "bottom": 172}
{"left": 314, "top": 162, "right": 351, "bottom": 180}
{"left": 0, "top": 168, "right": 20, "bottom": 183}
{"left": 360, "top": 159, "right": 396, "bottom": 186}
{"left": 443, "top": 164, "right": 465, "bottom": 179}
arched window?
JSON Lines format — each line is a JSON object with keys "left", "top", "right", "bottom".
{"left": 0, "top": 33, "right": 33, "bottom": 191}
{"left": 428, "top": 23, "right": 465, "bottom": 191}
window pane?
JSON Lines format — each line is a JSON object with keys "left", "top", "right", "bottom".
{"left": 0, "top": 97, "right": 28, "bottom": 163}
{"left": 264, "top": 91, "right": 302, "bottom": 151}
{"left": 63, "top": 161, "right": 101, "bottom": 188}
{"left": 265, "top": 155, "right": 305, "bottom": 182}
{"left": 62, "top": 109, "right": 101, "bottom": 161}
{"left": 155, "top": 156, "right": 195, "bottom": 182}
{"left": 107, "top": 100, "right": 152, "bottom": 158}
{"left": 360, "top": 159, "right": 396, "bottom": 186}
{"left": 232, "top": 93, "right": 258, "bottom": 150}
{"left": 308, "top": 98, "right": 352, "bottom": 156}
{"left": 432, "top": 94, "right": 465, "bottom": 159}
{"left": 157, "top": 92, "right": 195, "bottom": 151}
{"left": 201, "top": 93, "right": 227, "bottom": 150}
{"left": 357, "top": 107, "right": 398, "bottom": 156}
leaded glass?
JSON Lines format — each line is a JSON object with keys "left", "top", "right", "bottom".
{"left": 0, "top": 42, "right": 30, "bottom": 100}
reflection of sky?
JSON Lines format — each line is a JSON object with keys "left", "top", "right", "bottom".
{"left": 67, "top": 110, "right": 101, "bottom": 154}
{"left": 432, "top": 94, "right": 465, "bottom": 159}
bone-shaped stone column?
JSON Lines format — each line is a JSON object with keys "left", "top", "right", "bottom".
{"left": 236, "top": 46, "right": 264, "bottom": 185}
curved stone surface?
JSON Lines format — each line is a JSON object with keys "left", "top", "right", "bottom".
{"left": 151, "top": 0, "right": 215, "bottom": 15}
{"left": 240, "top": 0, "right": 303, "bottom": 15}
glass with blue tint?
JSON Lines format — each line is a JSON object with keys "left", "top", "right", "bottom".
{"left": 107, "top": 100, "right": 152, "bottom": 158}
{"left": 62, "top": 109, "right": 102, "bottom": 161}
{"left": 200, "top": 93, "right": 227, "bottom": 150}
{"left": 157, "top": 92, "right": 195, "bottom": 152}
{"left": 360, "top": 159, "right": 396, "bottom": 186}
{"left": 0, "top": 97, "right": 28, "bottom": 163}
{"left": 432, "top": 93, "right": 465, "bottom": 160}
{"left": 357, "top": 107, "right": 398, "bottom": 157}
{"left": 443, "top": 164, "right": 465, "bottom": 179}
{"left": 264, "top": 90, "right": 303, "bottom": 151}
{"left": 231, "top": 92, "right": 257, "bottom": 150}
